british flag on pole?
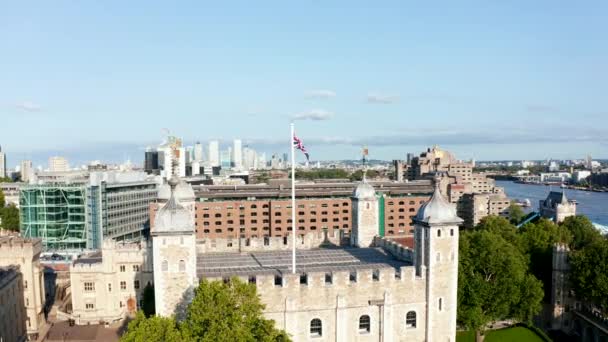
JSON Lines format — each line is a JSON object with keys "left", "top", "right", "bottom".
{"left": 293, "top": 135, "right": 309, "bottom": 161}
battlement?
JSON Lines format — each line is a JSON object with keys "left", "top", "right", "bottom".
{"left": 374, "top": 236, "right": 414, "bottom": 262}
{"left": 0, "top": 236, "right": 42, "bottom": 256}
{"left": 203, "top": 264, "right": 425, "bottom": 291}
{"left": 196, "top": 229, "right": 345, "bottom": 254}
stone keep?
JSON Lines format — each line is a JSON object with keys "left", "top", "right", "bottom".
{"left": 151, "top": 177, "right": 198, "bottom": 319}
{"left": 414, "top": 179, "right": 463, "bottom": 342}
{"left": 351, "top": 181, "right": 379, "bottom": 247}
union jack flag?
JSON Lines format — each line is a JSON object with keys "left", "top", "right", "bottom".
{"left": 293, "top": 135, "right": 310, "bottom": 161}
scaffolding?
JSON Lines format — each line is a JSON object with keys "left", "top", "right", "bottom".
{"left": 20, "top": 184, "right": 88, "bottom": 250}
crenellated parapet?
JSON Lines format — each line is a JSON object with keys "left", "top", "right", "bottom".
{"left": 197, "top": 229, "right": 344, "bottom": 253}
{"left": 373, "top": 236, "right": 414, "bottom": 262}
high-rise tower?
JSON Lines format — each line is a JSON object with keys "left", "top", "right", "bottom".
{"left": 414, "top": 177, "right": 463, "bottom": 342}
{"left": 0, "top": 145, "right": 6, "bottom": 178}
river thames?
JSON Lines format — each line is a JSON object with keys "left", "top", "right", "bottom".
{"left": 497, "top": 181, "right": 608, "bottom": 226}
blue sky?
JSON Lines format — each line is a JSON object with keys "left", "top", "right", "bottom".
{"left": 1, "top": 1, "right": 607, "bottom": 167}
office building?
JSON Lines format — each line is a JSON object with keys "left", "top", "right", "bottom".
{"left": 0, "top": 145, "right": 6, "bottom": 178}
{"left": 20, "top": 159, "right": 33, "bottom": 183}
{"left": 233, "top": 139, "right": 242, "bottom": 169}
{"left": 20, "top": 171, "right": 157, "bottom": 250}
{"left": 220, "top": 148, "right": 231, "bottom": 168}
{"left": 194, "top": 141, "right": 204, "bottom": 161}
{"left": 144, "top": 148, "right": 160, "bottom": 175}
{"left": 208, "top": 140, "right": 220, "bottom": 167}
{"left": 49, "top": 156, "right": 69, "bottom": 172}
{"left": 0, "top": 236, "right": 47, "bottom": 340}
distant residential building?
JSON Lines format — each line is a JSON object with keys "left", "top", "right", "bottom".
{"left": 20, "top": 171, "right": 158, "bottom": 250}
{"left": 193, "top": 141, "right": 204, "bottom": 161}
{"left": 0, "top": 237, "right": 47, "bottom": 340}
{"left": 589, "top": 171, "right": 608, "bottom": 187}
{"left": 49, "top": 156, "right": 69, "bottom": 172}
{"left": 208, "top": 140, "right": 220, "bottom": 167}
{"left": 68, "top": 240, "right": 153, "bottom": 324}
{"left": 539, "top": 191, "right": 576, "bottom": 223}
{"left": 20, "top": 160, "right": 33, "bottom": 183}
{"left": 220, "top": 148, "right": 231, "bottom": 168}
{"left": 0, "top": 266, "right": 27, "bottom": 342}
{"left": 407, "top": 146, "right": 509, "bottom": 228}
{"left": 0, "top": 145, "right": 6, "bottom": 178}
{"left": 392, "top": 160, "right": 406, "bottom": 182}
{"left": 571, "top": 170, "right": 591, "bottom": 184}
{"left": 233, "top": 139, "right": 243, "bottom": 169}
{"left": 539, "top": 172, "right": 571, "bottom": 183}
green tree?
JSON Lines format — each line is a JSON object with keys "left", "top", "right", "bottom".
{"left": 458, "top": 230, "right": 543, "bottom": 342}
{"left": 142, "top": 283, "right": 155, "bottom": 317}
{"left": 560, "top": 215, "right": 602, "bottom": 250}
{"left": 569, "top": 239, "right": 608, "bottom": 310}
{"left": 507, "top": 202, "right": 525, "bottom": 225}
{"left": 122, "top": 278, "right": 291, "bottom": 342}
{"left": 121, "top": 311, "right": 183, "bottom": 342}
{"left": 0, "top": 188, "right": 5, "bottom": 208}
{"left": 518, "top": 219, "right": 572, "bottom": 300}
{"left": 0, "top": 204, "right": 19, "bottom": 231}
{"left": 181, "top": 278, "right": 290, "bottom": 341}
{"left": 474, "top": 216, "right": 521, "bottom": 249}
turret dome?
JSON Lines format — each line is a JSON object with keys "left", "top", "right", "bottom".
{"left": 353, "top": 182, "right": 376, "bottom": 199}
{"left": 415, "top": 177, "right": 462, "bottom": 225}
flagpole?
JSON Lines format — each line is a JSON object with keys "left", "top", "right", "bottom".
{"left": 290, "top": 122, "right": 297, "bottom": 274}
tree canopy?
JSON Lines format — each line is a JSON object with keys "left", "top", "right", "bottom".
{"left": 507, "top": 202, "right": 525, "bottom": 225}
{"left": 121, "top": 278, "right": 291, "bottom": 342}
{"left": 458, "top": 230, "right": 544, "bottom": 338}
{"left": 559, "top": 215, "right": 602, "bottom": 250}
{"left": 569, "top": 239, "right": 608, "bottom": 310}
{"left": 0, "top": 203, "right": 20, "bottom": 232}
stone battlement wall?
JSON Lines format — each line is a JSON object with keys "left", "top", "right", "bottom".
{"left": 373, "top": 236, "right": 414, "bottom": 262}
{"left": 196, "top": 229, "right": 345, "bottom": 253}
{"left": 0, "top": 237, "right": 42, "bottom": 257}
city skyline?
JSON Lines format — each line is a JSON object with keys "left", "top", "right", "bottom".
{"left": 2, "top": 1, "right": 608, "bottom": 164}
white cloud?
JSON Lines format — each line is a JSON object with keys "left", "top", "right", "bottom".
{"left": 305, "top": 90, "right": 336, "bottom": 99}
{"left": 292, "top": 109, "right": 333, "bottom": 121}
{"left": 15, "top": 101, "right": 42, "bottom": 112}
{"left": 367, "top": 93, "right": 399, "bottom": 104}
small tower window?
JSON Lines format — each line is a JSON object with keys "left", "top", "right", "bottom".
{"left": 439, "top": 298, "right": 443, "bottom": 311}
{"left": 437, "top": 229, "right": 441, "bottom": 237}
{"left": 366, "top": 202, "right": 370, "bottom": 210}
{"left": 179, "top": 260, "right": 186, "bottom": 272}
{"left": 161, "top": 260, "right": 168, "bottom": 272}
{"left": 406, "top": 311, "right": 417, "bottom": 328}
{"left": 359, "top": 315, "right": 371, "bottom": 333}
{"left": 450, "top": 228, "right": 454, "bottom": 236}
{"left": 436, "top": 253, "right": 441, "bottom": 262}
{"left": 310, "top": 318, "right": 322, "bottom": 337}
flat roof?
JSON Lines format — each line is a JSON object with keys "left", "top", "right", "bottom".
{"left": 197, "top": 247, "right": 410, "bottom": 278}
{"left": 73, "top": 251, "right": 102, "bottom": 265}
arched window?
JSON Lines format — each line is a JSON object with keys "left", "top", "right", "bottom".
{"left": 406, "top": 311, "right": 416, "bottom": 328}
{"left": 310, "top": 318, "right": 322, "bottom": 337}
{"left": 359, "top": 315, "right": 371, "bottom": 333}
{"left": 161, "top": 260, "right": 168, "bottom": 272}
{"left": 179, "top": 260, "right": 186, "bottom": 272}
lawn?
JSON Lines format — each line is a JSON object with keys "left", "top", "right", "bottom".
{"left": 457, "top": 326, "right": 548, "bottom": 342}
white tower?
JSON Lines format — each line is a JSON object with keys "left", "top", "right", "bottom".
{"left": 414, "top": 177, "right": 463, "bottom": 342}
{"left": 351, "top": 181, "right": 378, "bottom": 247}
{"left": 151, "top": 176, "right": 198, "bottom": 319}
{"left": 208, "top": 140, "right": 220, "bottom": 167}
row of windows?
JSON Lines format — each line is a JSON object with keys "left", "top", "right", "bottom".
{"left": 386, "top": 200, "right": 425, "bottom": 206}
{"left": 308, "top": 312, "right": 418, "bottom": 337}
{"left": 84, "top": 280, "right": 139, "bottom": 292}
{"left": 200, "top": 202, "right": 351, "bottom": 210}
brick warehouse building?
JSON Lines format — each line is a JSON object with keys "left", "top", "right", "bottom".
{"left": 151, "top": 180, "right": 432, "bottom": 240}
